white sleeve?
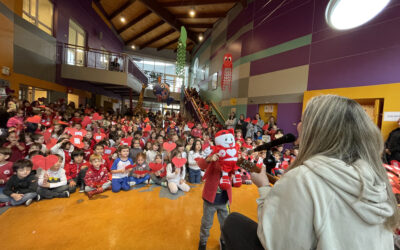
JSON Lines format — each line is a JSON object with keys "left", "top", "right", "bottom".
{"left": 188, "top": 151, "right": 197, "bottom": 166}
{"left": 257, "top": 167, "right": 316, "bottom": 250}
{"left": 49, "top": 169, "right": 68, "bottom": 188}
{"left": 50, "top": 143, "right": 62, "bottom": 154}
{"left": 166, "top": 164, "right": 176, "bottom": 179}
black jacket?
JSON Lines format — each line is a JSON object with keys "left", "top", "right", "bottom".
{"left": 3, "top": 172, "right": 38, "bottom": 196}
{"left": 387, "top": 127, "right": 400, "bottom": 154}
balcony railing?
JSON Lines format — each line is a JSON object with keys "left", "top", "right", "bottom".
{"left": 56, "top": 42, "right": 148, "bottom": 85}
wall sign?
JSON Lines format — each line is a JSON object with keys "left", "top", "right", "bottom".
{"left": 383, "top": 112, "right": 400, "bottom": 122}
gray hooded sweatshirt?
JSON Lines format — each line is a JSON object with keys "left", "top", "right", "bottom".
{"left": 257, "top": 155, "right": 394, "bottom": 250}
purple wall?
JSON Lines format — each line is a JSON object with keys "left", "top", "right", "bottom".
{"left": 246, "top": 104, "right": 259, "bottom": 119}
{"left": 54, "top": 0, "right": 123, "bottom": 52}
{"left": 276, "top": 103, "right": 302, "bottom": 137}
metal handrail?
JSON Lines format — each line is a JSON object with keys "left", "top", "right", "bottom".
{"left": 210, "top": 101, "right": 226, "bottom": 122}
{"left": 184, "top": 89, "right": 205, "bottom": 124}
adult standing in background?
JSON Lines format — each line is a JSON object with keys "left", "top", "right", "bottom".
{"left": 253, "top": 113, "right": 264, "bottom": 136}
{"left": 225, "top": 112, "right": 237, "bottom": 130}
{"left": 386, "top": 118, "right": 400, "bottom": 163}
{"left": 237, "top": 114, "right": 247, "bottom": 137}
{"left": 267, "top": 116, "right": 276, "bottom": 130}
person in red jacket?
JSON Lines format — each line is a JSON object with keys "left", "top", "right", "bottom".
{"left": 0, "top": 147, "right": 13, "bottom": 197}
{"left": 3, "top": 131, "right": 26, "bottom": 162}
{"left": 65, "top": 149, "right": 90, "bottom": 193}
{"left": 196, "top": 154, "right": 231, "bottom": 250}
{"left": 93, "top": 144, "right": 111, "bottom": 171}
{"left": 84, "top": 154, "right": 111, "bottom": 198}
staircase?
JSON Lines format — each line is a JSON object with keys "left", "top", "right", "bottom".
{"left": 210, "top": 101, "right": 226, "bottom": 124}
{"left": 183, "top": 89, "right": 206, "bottom": 124}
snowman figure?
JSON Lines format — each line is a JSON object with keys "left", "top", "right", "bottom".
{"left": 210, "top": 129, "right": 242, "bottom": 190}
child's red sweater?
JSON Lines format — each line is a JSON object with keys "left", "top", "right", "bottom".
{"left": 84, "top": 165, "right": 109, "bottom": 188}
{"left": 65, "top": 160, "right": 90, "bottom": 180}
{"left": 3, "top": 142, "right": 26, "bottom": 162}
{"left": 0, "top": 162, "right": 13, "bottom": 187}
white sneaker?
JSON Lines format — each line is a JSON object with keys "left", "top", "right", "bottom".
{"left": 149, "top": 179, "right": 154, "bottom": 184}
{"left": 25, "top": 199, "right": 33, "bottom": 206}
{"left": 36, "top": 194, "right": 41, "bottom": 201}
{"left": 129, "top": 181, "right": 136, "bottom": 186}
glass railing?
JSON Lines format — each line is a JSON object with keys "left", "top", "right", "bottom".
{"left": 56, "top": 42, "right": 148, "bottom": 85}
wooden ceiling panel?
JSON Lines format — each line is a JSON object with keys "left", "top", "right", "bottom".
{"left": 112, "top": 2, "right": 147, "bottom": 30}
{"left": 150, "top": 32, "right": 180, "bottom": 48}
{"left": 187, "top": 28, "right": 207, "bottom": 33}
{"left": 135, "top": 23, "right": 172, "bottom": 45}
{"left": 166, "top": 3, "right": 236, "bottom": 13}
{"left": 100, "top": 0, "right": 127, "bottom": 16}
{"left": 120, "top": 13, "right": 162, "bottom": 39}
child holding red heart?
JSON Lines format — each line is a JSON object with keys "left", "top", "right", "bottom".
{"left": 111, "top": 145, "right": 134, "bottom": 192}
{"left": 50, "top": 137, "right": 73, "bottom": 169}
{"left": 166, "top": 150, "right": 190, "bottom": 194}
{"left": 37, "top": 155, "right": 70, "bottom": 199}
{"left": 149, "top": 154, "right": 167, "bottom": 187}
{"left": 146, "top": 143, "right": 159, "bottom": 164}
{"left": 0, "top": 159, "right": 38, "bottom": 207}
{"left": 128, "top": 153, "right": 150, "bottom": 186}
{"left": 65, "top": 149, "right": 90, "bottom": 193}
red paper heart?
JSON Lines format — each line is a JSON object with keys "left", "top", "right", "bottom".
{"left": 46, "top": 138, "right": 58, "bottom": 150}
{"left": 252, "top": 120, "right": 258, "bottom": 125}
{"left": 202, "top": 122, "right": 208, "bottom": 129}
{"left": 43, "top": 128, "right": 53, "bottom": 142}
{"left": 70, "top": 136, "right": 84, "bottom": 148}
{"left": 93, "top": 133, "right": 106, "bottom": 143}
{"left": 163, "top": 142, "right": 176, "bottom": 152}
{"left": 134, "top": 170, "right": 149, "bottom": 175}
{"left": 172, "top": 157, "right": 187, "bottom": 168}
{"left": 144, "top": 118, "right": 149, "bottom": 123}
{"left": 81, "top": 116, "right": 92, "bottom": 128}
{"left": 69, "top": 128, "right": 87, "bottom": 137}
{"left": 149, "top": 163, "right": 166, "bottom": 172}
{"left": 104, "top": 146, "right": 116, "bottom": 155}
{"left": 124, "top": 164, "right": 136, "bottom": 170}
{"left": 187, "top": 122, "right": 194, "bottom": 129}
{"left": 262, "top": 124, "right": 269, "bottom": 130}
{"left": 26, "top": 115, "right": 41, "bottom": 124}
{"left": 121, "top": 138, "right": 132, "bottom": 146}
{"left": 244, "top": 118, "right": 251, "bottom": 122}
{"left": 92, "top": 113, "right": 103, "bottom": 121}
{"left": 143, "top": 124, "right": 151, "bottom": 132}
{"left": 32, "top": 155, "right": 59, "bottom": 170}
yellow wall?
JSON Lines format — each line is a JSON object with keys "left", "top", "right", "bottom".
{"left": 259, "top": 104, "right": 278, "bottom": 123}
{"left": 303, "top": 83, "right": 400, "bottom": 140}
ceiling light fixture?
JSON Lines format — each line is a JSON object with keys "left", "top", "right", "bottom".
{"left": 131, "top": 45, "right": 136, "bottom": 49}
{"left": 120, "top": 16, "right": 126, "bottom": 23}
{"left": 198, "top": 34, "right": 204, "bottom": 42}
{"left": 189, "top": 8, "right": 196, "bottom": 18}
{"left": 325, "top": 0, "right": 391, "bottom": 30}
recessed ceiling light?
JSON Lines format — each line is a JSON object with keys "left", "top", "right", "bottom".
{"left": 198, "top": 34, "right": 203, "bottom": 41}
{"left": 120, "top": 17, "right": 126, "bottom": 23}
{"left": 131, "top": 45, "right": 136, "bottom": 49}
{"left": 189, "top": 8, "right": 196, "bottom": 18}
{"left": 325, "top": 0, "right": 391, "bottom": 30}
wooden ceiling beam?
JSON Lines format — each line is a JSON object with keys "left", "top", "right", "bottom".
{"left": 138, "top": 0, "right": 198, "bottom": 43}
{"left": 157, "top": 38, "right": 179, "bottom": 51}
{"left": 140, "top": 29, "right": 176, "bottom": 49}
{"left": 109, "top": 0, "right": 137, "bottom": 20}
{"left": 117, "top": 10, "right": 152, "bottom": 33}
{"left": 185, "top": 23, "right": 213, "bottom": 28}
{"left": 160, "top": 0, "right": 238, "bottom": 7}
{"left": 175, "top": 12, "right": 226, "bottom": 18}
{"left": 126, "top": 20, "right": 165, "bottom": 44}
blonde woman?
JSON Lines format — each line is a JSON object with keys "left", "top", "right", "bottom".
{"left": 222, "top": 95, "right": 398, "bottom": 250}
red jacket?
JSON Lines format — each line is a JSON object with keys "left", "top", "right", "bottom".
{"left": 196, "top": 158, "right": 232, "bottom": 204}
{"left": 0, "top": 162, "right": 13, "bottom": 187}
{"left": 84, "top": 149, "right": 93, "bottom": 160}
{"left": 65, "top": 160, "right": 90, "bottom": 180}
{"left": 84, "top": 165, "right": 109, "bottom": 188}
{"left": 102, "top": 155, "right": 111, "bottom": 171}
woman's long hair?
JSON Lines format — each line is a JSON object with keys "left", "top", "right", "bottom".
{"left": 290, "top": 95, "right": 399, "bottom": 230}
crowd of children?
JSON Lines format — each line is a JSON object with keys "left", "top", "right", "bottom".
{"left": 0, "top": 93, "right": 296, "bottom": 208}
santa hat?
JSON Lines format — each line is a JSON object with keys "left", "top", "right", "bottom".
{"left": 215, "top": 128, "right": 234, "bottom": 138}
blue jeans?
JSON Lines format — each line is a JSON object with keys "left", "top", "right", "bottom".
{"left": 112, "top": 177, "right": 130, "bottom": 192}
{"left": 128, "top": 174, "right": 150, "bottom": 185}
{"left": 189, "top": 168, "right": 202, "bottom": 184}
{"left": 0, "top": 189, "right": 37, "bottom": 206}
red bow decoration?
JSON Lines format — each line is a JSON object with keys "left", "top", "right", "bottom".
{"left": 93, "top": 133, "right": 106, "bottom": 143}
{"left": 46, "top": 138, "right": 58, "bottom": 150}
{"left": 262, "top": 124, "right": 269, "bottom": 130}
{"left": 187, "top": 122, "right": 194, "bottom": 129}
{"left": 149, "top": 163, "right": 166, "bottom": 172}
{"left": 32, "top": 155, "right": 59, "bottom": 170}
{"left": 26, "top": 115, "right": 41, "bottom": 124}
{"left": 70, "top": 136, "right": 84, "bottom": 148}
{"left": 121, "top": 138, "right": 132, "bottom": 146}
{"left": 172, "top": 157, "right": 187, "bottom": 168}
{"left": 92, "top": 113, "right": 103, "bottom": 121}
{"left": 163, "top": 142, "right": 176, "bottom": 152}
{"left": 104, "top": 146, "right": 116, "bottom": 155}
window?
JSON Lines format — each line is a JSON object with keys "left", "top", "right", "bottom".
{"left": 22, "top": 0, "right": 53, "bottom": 35}
{"left": 67, "top": 19, "right": 86, "bottom": 66}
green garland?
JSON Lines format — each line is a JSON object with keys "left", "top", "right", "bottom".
{"left": 176, "top": 26, "right": 187, "bottom": 79}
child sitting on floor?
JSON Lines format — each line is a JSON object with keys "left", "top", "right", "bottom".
{"left": 128, "top": 152, "right": 150, "bottom": 186}
{"left": 0, "top": 159, "right": 38, "bottom": 207}
{"left": 166, "top": 150, "right": 190, "bottom": 194}
{"left": 111, "top": 145, "right": 133, "bottom": 192}
{"left": 0, "top": 147, "right": 13, "bottom": 193}
{"left": 149, "top": 153, "right": 167, "bottom": 187}
{"left": 65, "top": 149, "right": 90, "bottom": 193}
{"left": 38, "top": 155, "right": 70, "bottom": 199}
{"left": 84, "top": 154, "right": 111, "bottom": 199}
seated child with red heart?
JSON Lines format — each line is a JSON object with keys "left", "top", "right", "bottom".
{"left": 166, "top": 150, "right": 189, "bottom": 194}
{"left": 37, "top": 155, "right": 70, "bottom": 199}
{"left": 149, "top": 153, "right": 167, "bottom": 186}
{"left": 128, "top": 152, "right": 150, "bottom": 186}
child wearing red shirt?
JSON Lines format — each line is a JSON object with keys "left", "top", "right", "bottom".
{"left": 3, "top": 132, "right": 26, "bottom": 162}
{"left": 84, "top": 154, "right": 111, "bottom": 198}
{"left": 65, "top": 150, "right": 90, "bottom": 193}
{"left": 93, "top": 144, "right": 111, "bottom": 171}
{"left": 0, "top": 147, "right": 13, "bottom": 196}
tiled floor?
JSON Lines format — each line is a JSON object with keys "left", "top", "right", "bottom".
{"left": 0, "top": 183, "right": 259, "bottom": 249}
